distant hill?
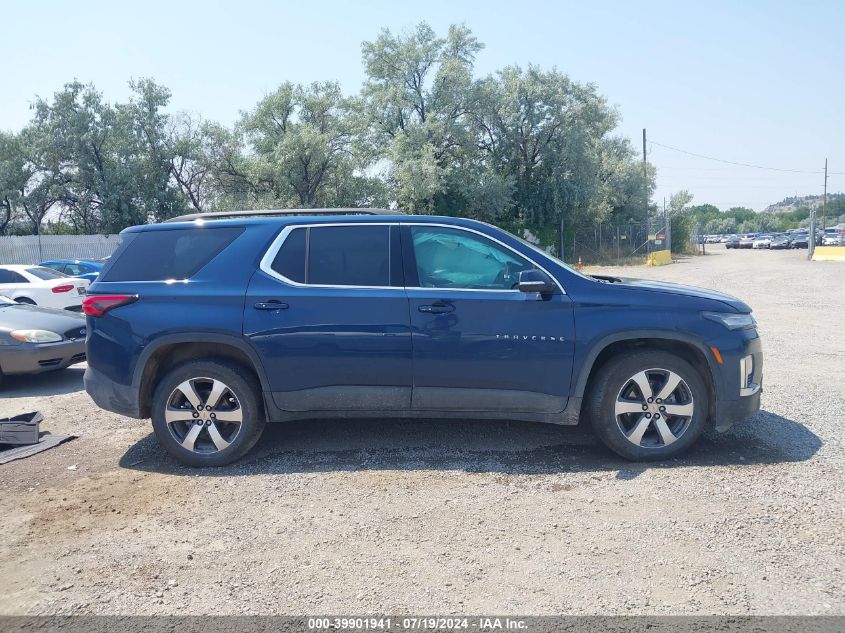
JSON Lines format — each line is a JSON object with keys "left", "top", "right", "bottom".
{"left": 765, "top": 193, "right": 845, "bottom": 214}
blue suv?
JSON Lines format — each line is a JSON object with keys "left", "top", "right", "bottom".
{"left": 83, "top": 210, "right": 762, "bottom": 466}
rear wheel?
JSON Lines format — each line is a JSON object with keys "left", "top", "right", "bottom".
{"left": 588, "top": 350, "right": 709, "bottom": 461}
{"left": 150, "top": 359, "right": 265, "bottom": 467}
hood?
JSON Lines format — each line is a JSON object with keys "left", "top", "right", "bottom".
{"left": 0, "top": 302, "right": 86, "bottom": 335}
{"left": 592, "top": 276, "right": 751, "bottom": 313}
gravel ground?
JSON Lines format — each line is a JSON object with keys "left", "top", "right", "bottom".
{"left": 0, "top": 246, "right": 842, "bottom": 616}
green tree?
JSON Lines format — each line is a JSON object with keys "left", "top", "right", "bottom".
{"left": 360, "top": 23, "right": 485, "bottom": 214}
{"left": 237, "top": 81, "right": 377, "bottom": 208}
{"left": 667, "top": 190, "right": 694, "bottom": 253}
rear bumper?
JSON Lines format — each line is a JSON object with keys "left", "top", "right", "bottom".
{"left": 0, "top": 340, "right": 86, "bottom": 375}
{"left": 84, "top": 365, "right": 142, "bottom": 418}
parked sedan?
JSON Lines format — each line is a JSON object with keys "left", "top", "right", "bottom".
{"left": 752, "top": 235, "right": 773, "bottom": 249}
{"left": 822, "top": 233, "right": 845, "bottom": 246}
{"left": 769, "top": 235, "right": 792, "bottom": 249}
{"left": 790, "top": 234, "right": 810, "bottom": 249}
{"left": 39, "top": 258, "right": 107, "bottom": 282}
{"left": 738, "top": 234, "right": 757, "bottom": 249}
{"left": 725, "top": 235, "right": 741, "bottom": 249}
{"left": 0, "top": 265, "right": 89, "bottom": 310}
{"left": 0, "top": 295, "right": 86, "bottom": 386}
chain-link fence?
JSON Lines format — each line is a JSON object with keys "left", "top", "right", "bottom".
{"left": 0, "top": 234, "right": 122, "bottom": 265}
{"left": 561, "top": 220, "right": 670, "bottom": 266}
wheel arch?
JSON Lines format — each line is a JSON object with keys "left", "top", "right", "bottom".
{"left": 135, "top": 333, "right": 270, "bottom": 419}
{"left": 576, "top": 331, "right": 717, "bottom": 420}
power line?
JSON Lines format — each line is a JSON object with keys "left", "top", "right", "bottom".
{"left": 650, "top": 140, "right": 845, "bottom": 175}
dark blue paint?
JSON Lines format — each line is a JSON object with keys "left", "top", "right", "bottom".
{"left": 85, "top": 214, "right": 761, "bottom": 427}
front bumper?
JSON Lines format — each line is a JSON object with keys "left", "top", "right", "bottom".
{"left": 0, "top": 339, "right": 86, "bottom": 375}
{"left": 710, "top": 331, "right": 763, "bottom": 432}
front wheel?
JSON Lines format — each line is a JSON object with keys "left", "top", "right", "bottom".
{"left": 587, "top": 350, "right": 709, "bottom": 461}
{"left": 150, "top": 360, "right": 266, "bottom": 467}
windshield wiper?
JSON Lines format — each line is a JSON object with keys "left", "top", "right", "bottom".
{"left": 591, "top": 274, "right": 622, "bottom": 283}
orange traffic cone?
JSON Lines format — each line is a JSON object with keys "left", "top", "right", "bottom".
{"left": 577, "top": 256, "right": 583, "bottom": 271}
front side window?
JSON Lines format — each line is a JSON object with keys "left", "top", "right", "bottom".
{"left": 270, "top": 225, "right": 393, "bottom": 287}
{"left": 410, "top": 226, "right": 534, "bottom": 290}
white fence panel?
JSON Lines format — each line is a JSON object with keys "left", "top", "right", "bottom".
{"left": 0, "top": 235, "right": 122, "bottom": 265}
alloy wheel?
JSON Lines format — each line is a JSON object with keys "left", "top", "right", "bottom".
{"left": 164, "top": 377, "right": 243, "bottom": 453}
{"left": 614, "top": 368, "right": 694, "bottom": 448}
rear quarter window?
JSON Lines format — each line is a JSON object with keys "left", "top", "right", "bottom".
{"left": 101, "top": 227, "right": 243, "bottom": 282}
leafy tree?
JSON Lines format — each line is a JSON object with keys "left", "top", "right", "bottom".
{"left": 360, "top": 23, "right": 484, "bottom": 213}
{"left": 237, "top": 81, "right": 377, "bottom": 208}
{"left": 667, "top": 190, "right": 694, "bottom": 252}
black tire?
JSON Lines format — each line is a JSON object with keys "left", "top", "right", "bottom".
{"left": 587, "top": 350, "right": 709, "bottom": 461}
{"left": 15, "top": 297, "right": 36, "bottom": 305}
{"left": 150, "top": 359, "right": 265, "bottom": 467}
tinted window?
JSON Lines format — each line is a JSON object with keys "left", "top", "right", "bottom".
{"left": 0, "top": 269, "right": 29, "bottom": 283}
{"left": 410, "top": 226, "right": 533, "bottom": 290}
{"left": 309, "top": 226, "right": 390, "bottom": 287}
{"left": 102, "top": 227, "right": 243, "bottom": 282}
{"left": 270, "top": 227, "right": 306, "bottom": 283}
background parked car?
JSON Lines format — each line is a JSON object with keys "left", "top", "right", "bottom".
{"left": 822, "top": 233, "right": 845, "bottom": 246}
{"left": 790, "top": 234, "right": 810, "bottom": 249}
{"left": 725, "top": 235, "right": 741, "bottom": 249}
{"left": 40, "top": 258, "right": 108, "bottom": 282}
{"left": 738, "top": 234, "right": 757, "bottom": 249}
{"left": 769, "top": 234, "right": 792, "bottom": 249}
{"left": 752, "top": 235, "right": 773, "bottom": 249}
{"left": 0, "top": 265, "right": 89, "bottom": 310}
{"left": 0, "top": 295, "right": 87, "bottom": 386}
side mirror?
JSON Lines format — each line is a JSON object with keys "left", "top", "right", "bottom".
{"left": 518, "top": 269, "right": 557, "bottom": 295}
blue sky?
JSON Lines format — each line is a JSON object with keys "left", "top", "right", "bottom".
{"left": 3, "top": 0, "right": 843, "bottom": 211}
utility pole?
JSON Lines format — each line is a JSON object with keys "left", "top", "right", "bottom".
{"left": 643, "top": 128, "right": 650, "bottom": 257}
{"left": 822, "top": 158, "right": 828, "bottom": 232}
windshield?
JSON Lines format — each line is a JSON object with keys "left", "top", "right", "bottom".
{"left": 26, "top": 267, "right": 69, "bottom": 280}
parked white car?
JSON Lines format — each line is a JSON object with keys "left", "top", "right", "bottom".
{"left": 752, "top": 235, "right": 773, "bottom": 249}
{"left": 0, "top": 265, "right": 89, "bottom": 311}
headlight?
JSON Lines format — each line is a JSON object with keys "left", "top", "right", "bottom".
{"left": 701, "top": 312, "right": 757, "bottom": 330}
{"left": 10, "top": 329, "right": 63, "bottom": 343}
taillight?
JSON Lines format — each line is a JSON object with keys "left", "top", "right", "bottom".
{"left": 82, "top": 294, "right": 139, "bottom": 317}
{"left": 52, "top": 284, "right": 74, "bottom": 293}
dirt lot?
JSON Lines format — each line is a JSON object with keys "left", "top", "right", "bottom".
{"left": 0, "top": 246, "right": 842, "bottom": 616}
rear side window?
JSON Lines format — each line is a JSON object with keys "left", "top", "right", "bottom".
{"left": 102, "top": 227, "right": 243, "bottom": 282}
{"left": 271, "top": 228, "right": 306, "bottom": 283}
{"left": 0, "top": 269, "right": 28, "bottom": 283}
{"left": 270, "top": 225, "right": 395, "bottom": 287}
{"left": 309, "top": 226, "right": 390, "bottom": 286}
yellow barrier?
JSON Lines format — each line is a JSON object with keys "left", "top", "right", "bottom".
{"left": 646, "top": 250, "right": 673, "bottom": 266}
{"left": 812, "top": 246, "right": 845, "bottom": 261}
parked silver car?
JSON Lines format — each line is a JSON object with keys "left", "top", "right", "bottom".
{"left": 0, "top": 296, "right": 86, "bottom": 386}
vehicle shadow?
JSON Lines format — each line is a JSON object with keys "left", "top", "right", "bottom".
{"left": 0, "top": 365, "right": 86, "bottom": 399}
{"left": 120, "top": 409, "right": 821, "bottom": 477}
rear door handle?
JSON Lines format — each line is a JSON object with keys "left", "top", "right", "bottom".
{"left": 254, "top": 301, "right": 289, "bottom": 311}
{"left": 418, "top": 303, "right": 455, "bottom": 314}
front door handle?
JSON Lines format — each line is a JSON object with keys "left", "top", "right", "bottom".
{"left": 418, "top": 303, "right": 455, "bottom": 314}
{"left": 254, "top": 301, "right": 289, "bottom": 311}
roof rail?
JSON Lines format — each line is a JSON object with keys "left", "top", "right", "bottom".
{"left": 164, "top": 208, "right": 396, "bottom": 223}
